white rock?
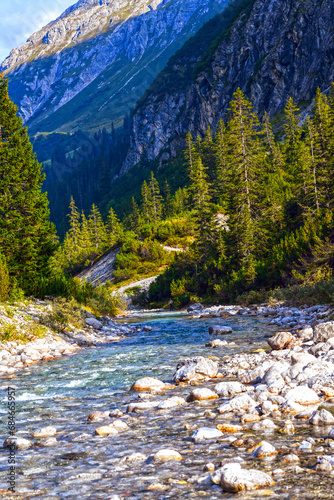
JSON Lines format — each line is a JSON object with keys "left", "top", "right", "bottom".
{"left": 85, "top": 317, "right": 103, "bottom": 329}
{"left": 192, "top": 427, "right": 223, "bottom": 442}
{"left": 214, "top": 381, "right": 244, "bottom": 397}
{"left": 220, "top": 463, "right": 274, "bottom": 492}
{"left": 131, "top": 377, "right": 167, "bottom": 392}
{"left": 252, "top": 418, "right": 277, "bottom": 432}
{"left": 309, "top": 409, "right": 334, "bottom": 426}
{"left": 154, "top": 449, "right": 182, "bottom": 460}
{"left": 285, "top": 386, "right": 320, "bottom": 405}
{"left": 252, "top": 441, "right": 277, "bottom": 458}
{"left": 188, "top": 388, "right": 218, "bottom": 401}
{"left": 218, "top": 394, "right": 257, "bottom": 413}
{"left": 33, "top": 426, "right": 57, "bottom": 438}
{"left": 157, "top": 396, "right": 186, "bottom": 409}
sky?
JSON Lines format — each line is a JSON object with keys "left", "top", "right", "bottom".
{"left": 0, "top": 0, "right": 74, "bottom": 62}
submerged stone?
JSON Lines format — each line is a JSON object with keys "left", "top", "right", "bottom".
{"left": 220, "top": 463, "right": 274, "bottom": 492}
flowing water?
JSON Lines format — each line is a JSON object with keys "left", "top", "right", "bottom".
{"left": 0, "top": 311, "right": 333, "bottom": 499}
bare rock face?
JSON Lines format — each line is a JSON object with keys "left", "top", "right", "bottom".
{"left": 172, "top": 356, "right": 218, "bottom": 383}
{"left": 123, "top": 0, "right": 334, "bottom": 172}
{"left": 1, "top": 0, "right": 230, "bottom": 134}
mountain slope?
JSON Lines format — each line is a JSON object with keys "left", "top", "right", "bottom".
{"left": 1, "top": 0, "right": 230, "bottom": 134}
{"left": 123, "top": 0, "right": 334, "bottom": 171}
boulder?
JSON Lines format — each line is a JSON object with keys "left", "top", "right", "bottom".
{"left": 252, "top": 418, "right": 277, "bottom": 432}
{"left": 187, "top": 303, "right": 204, "bottom": 313}
{"left": 187, "top": 388, "right": 218, "bottom": 402}
{"left": 309, "top": 409, "right": 334, "bottom": 426}
{"left": 209, "top": 325, "right": 233, "bottom": 335}
{"left": 85, "top": 317, "right": 103, "bottom": 330}
{"left": 87, "top": 411, "right": 110, "bottom": 422}
{"left": 220, "top": 463, "right": 274, "bottom": 492}
{"left": 32, "top": 426, "right": 57, "bottom": 438}
{"left": 314, "top": 321, "right": 334, "bottom": 344}
{"left": 95, "top": 425, "right": 119, "bottom": 437}
{"left": 252, "top": 441, "right": 277, "bottom": 458}
{"left": 123, "top": 453, "right": 147, "bottom": 462}
{"left": 217, "top": 424, "right": 243, "bottom": 433}
{"left": 172, "top": 356, "right": 218, "bottom": 383}
{"left": 297, "top": 327, "right": 313, "bottom": 340}
{"left": 157, "top": 396, "right": 186, "bottom": 409}
{"left": 127, "top": 401, "right": 160, "bottom": 413}
{"left": 214, "top": 381, "right": 244, "bottom": 397}
{"left": 192, "top": 427, "right": 223, "bottom": 442}
{"left": 206, "top": 339, "right": 228, "bottom": 348}
{"left": 154, "top": 449, "right": 182, "bottom": 460}
{"left": 285, "top": 386, "right": 320, "bottom": 405}
{"left": 218, "top": 394, "right": 257, "bottom": 413}
{"left": 131, "top": 377, "right": 167, "bottom": 392}
{"left": 3, "top": 437, "right": 31, "bottom": 450}
{"left": 268, "top": 331, "right": 293, "bottom": 350}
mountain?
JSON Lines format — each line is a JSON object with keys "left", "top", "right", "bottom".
{"left": 123, "top": 0, "right": 334, "bottom": 172}
{"left": 1, "top": 0, "right": 230, "bottom": 134}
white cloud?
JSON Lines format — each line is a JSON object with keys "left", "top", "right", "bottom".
{"left": 0, "top": 0, "right": 74, "bottom": 62}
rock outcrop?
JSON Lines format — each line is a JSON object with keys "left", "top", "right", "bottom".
{"left": 1, "top": 0, "right": 230, "bottom": 134}
{"left": 123, "top": 0, "right": 334, "bottom": 171}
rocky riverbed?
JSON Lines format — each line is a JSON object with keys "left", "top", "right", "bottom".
{"left": 0, "top": 300, "right": 140, "bottom": 377}
{"left": 2, "top": 305, "right": 334, "bottom": 498}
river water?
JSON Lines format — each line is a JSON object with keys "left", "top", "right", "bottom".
{"left": 0, "top": 311, "right": 333, "bottom": 499}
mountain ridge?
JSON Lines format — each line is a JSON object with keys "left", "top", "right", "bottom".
{"left": 122, "top": 0, "right": 334, "bottom": 172}
{"left": 1, "top": 0, "right": 230, "bottom": 134}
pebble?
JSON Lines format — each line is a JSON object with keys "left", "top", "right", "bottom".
{"left": 3, "top": 437, "right": 31, "bottom": 450}
{"left": 94, "top": 426, "right": 119, "bottom": 437}
{"left": 157, "top": 396, "right": 186, "bottom": 409}
{"left": 282, "top": 453, "right": 300, "bottom": 463}
{"left": 214, "top": 381, "right": 244, "bottom": 397}
{"left": 309, "top": 409, "right": 334, "bottom": 426}
{"left": 252, "top": 418, "right": 277, "bottom": 432}
{"left": 217, "top": 424, "right": 243, "bottom": 433}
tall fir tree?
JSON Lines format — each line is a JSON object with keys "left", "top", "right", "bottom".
{"left": 0, "top": 75, "right": 56, "bottom": 293}
{"left": 225, "top": 88, "right": 266, "bottom": 281}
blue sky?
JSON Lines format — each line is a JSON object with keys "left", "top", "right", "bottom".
{"left": 0, "top": 0, "right": 74, "bottom": 62}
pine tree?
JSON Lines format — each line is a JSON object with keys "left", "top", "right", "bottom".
{"left": 128, "top": 197, "right": 141, "bottom": 233}
{"left": 141, "top": 180, "right": 152, "bottom": 224}
{"left": 283, "top": 98, "right": 312, "bottom": 211}
{"left": 106, "top": 206, "right": 122, "bottom": 244}
{"left": 88, "top": 204, "right": 106, "bottom": 250}
{"left": 0, "top": 75, "right": 56, "bottom": 293}
{"left": 149, "top": 171, "right": 163, "bottom": 222}
{"left": 214, "top": 119, "right": 229, "bottom": 207}
{"left": 224, "top": 88, "right": 266, "bottom": 280}
{"left": 68, "top": 196, "right": 81, "bottom": 247}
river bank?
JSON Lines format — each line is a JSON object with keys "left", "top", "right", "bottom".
{"left": 2, "top": 306, "right": 334, "bottom": 498}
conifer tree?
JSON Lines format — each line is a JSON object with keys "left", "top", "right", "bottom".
{"left": 106, "top": 206, "right": 122, "bottom": 244}
{"left": 214, "top": 119, "right": 229, "bottom": 208}
{"left": 0, "top": 75, "right": 56, "bottom": 293}
{"left": 68, "top": 196, "right": 81, "bottom": 247}
{"left": 224, "top": 88, "right": 266, "bottom": 280}
{"left": 149, "top": 171, "right": 163, "bottom": 222}
{"left": 88, "top": 204, "right": 106, "bottom": 249}
{"left": 128, "top": 197, "right": 141, "bottom": 233}
{"left": 141, "top": 180, "right": 151, "bottom": 224}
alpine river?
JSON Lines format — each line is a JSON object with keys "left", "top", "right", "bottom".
{"left": 0, "top": 311, "right": 333, "bottom": 499}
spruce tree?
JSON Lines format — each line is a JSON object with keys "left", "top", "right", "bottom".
{"left": 224, "top": 88, "right": 266, "bottom": 281}
{"left": 88, "top": 204, "right": 106, "bottom": 250}
{"left": 106, "top": 206, "right": 122, "bottom": 244}
{"left": 149, "top": 171, "right": 163, "bottom": 222}
{"left": 0, "top": 76, "right": 56, "bottom": 293}
{"left": 141, "top": 180, "right": 152, "bottom": 224}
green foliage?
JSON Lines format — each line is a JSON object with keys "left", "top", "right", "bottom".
{"left": 0, "top": 253, "right": 9, "bottom": 301}
{"left": 148, "top": 85, "right": 334, "bottom": 306}
{"left": 0, "top": 76, "right": 57, "bottom": 295}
